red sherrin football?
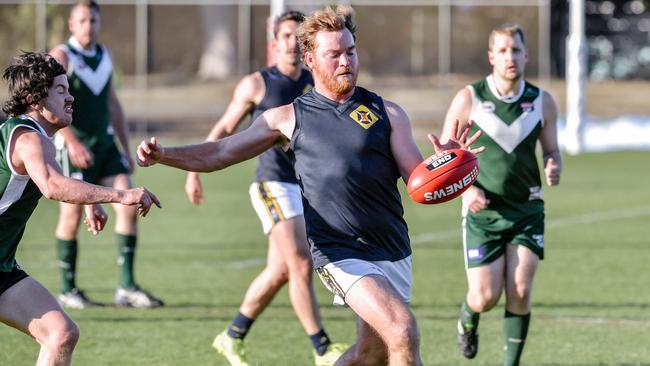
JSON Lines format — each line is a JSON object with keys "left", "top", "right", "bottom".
{"left": 407, "top": 149, "right": 479, "bottom": 204}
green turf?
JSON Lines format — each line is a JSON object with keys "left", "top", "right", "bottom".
{"left": 2, "top": 149, "right": 650, "bottom": 365}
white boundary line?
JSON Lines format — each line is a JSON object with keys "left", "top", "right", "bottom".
{"left": 225, "top": 258, "right": 266, "bottom": 269}
{"left": 411, "top": 205, "right": 650, "bottom": 245}
{"left": 225, "top": 206, "right": 650, "bottom": 267}
{"left": 538, "top": 315, "right": 650, "bottom": 326}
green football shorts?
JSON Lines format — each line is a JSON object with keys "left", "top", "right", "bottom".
{"left": 56, "top": 139, "right": 129, "bottom": 184}
{"left": 462, "top": 210, "right": 545, "bottom": 268}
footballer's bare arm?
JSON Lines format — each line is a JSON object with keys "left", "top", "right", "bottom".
{"left": 441, "top": 87, "right": 472, "bottom": 143}
{"left": 14, "top": 128, "right": 160, "bottom": 216}
{"left": 540, "top": 90, "right": 562, "bottom": 186}
{"left": 137, "top": 104, "right": 295, "bottom": 172}
{"left": 204, "top": 72, "right": 265, "bottom": 142}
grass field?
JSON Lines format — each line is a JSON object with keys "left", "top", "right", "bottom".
{"left": 2, "top": 148, "right": 650, "bottom": 365}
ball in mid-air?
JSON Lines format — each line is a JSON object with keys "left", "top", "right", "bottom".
{"left": 407, "top": 149, "right": 479, "bottom": 204}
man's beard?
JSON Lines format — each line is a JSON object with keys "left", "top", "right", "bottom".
{"left": 313, "top": 64, "right": 357, "bottom": 95}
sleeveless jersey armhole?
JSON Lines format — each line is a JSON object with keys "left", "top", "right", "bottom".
{"left": 537, "top": 89, "right": 546, "bottom": 127}
{"left": 6, "top": 125, "right": 40, "bottom": 177}
{"left": 289, "top": 101, "right": 301, "bottom": 152}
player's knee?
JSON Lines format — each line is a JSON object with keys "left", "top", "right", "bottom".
{"left": 385, "top": 316, "right": 419, "bottom": 353}
{"left": 287, "top": 256, "right": 313, "bottom": 279}
{"left": 47, "top": 319, "right": 80, "bottom": 353}
{"left": 468, "top": 290, "right": 500, "bottom": 312}
{"left": 508, "top": 283, "right": 532, "bottom": 307}
{"left": 266, "top": 267, "right": 289, "bottom": 287}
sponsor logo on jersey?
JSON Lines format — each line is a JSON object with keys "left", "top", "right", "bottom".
{"left": 521, "top": 102, "right": 535, "bottom": 112}
{"left": 423, "top": 165, "right": 479, "bottom": 202}
{"left": 349, "top": 104, "right": 379, "bottom": 129}
{"left": 481, "top": 101, "right": 495, "bottom": 113}
{"left": 424, "top": 151, "right": 457, "bottom": 171}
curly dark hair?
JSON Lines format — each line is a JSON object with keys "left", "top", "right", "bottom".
{"left": 2, "top": 52, "right": 66, "bottom": 117}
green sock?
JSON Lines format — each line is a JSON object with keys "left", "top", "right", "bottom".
{"left": 117, "top": 234, "right": 137, "bottom": 288}
{"left": 56, "top": 238, "right": 78, "bottom": 293}
{"left": 503, "top": 310, "right": 531, "bottom": 366}
{"left": 460, "top": 298, "right": 480, "bottom": 330}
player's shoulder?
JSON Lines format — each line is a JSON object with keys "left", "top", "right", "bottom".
{"left": 382, "top": 98, "right": 407, "bottom": 118}
{"left": 541, "top": 89, "right": 558, "bottom": 117}
{"left": 49, "top": 45, "right": 69, "bottom": 68}
{"left": 230, "top": 71, "right": 265, "bottom": 104}
{"left": 236, "top": 71, "right": 265, "bottom": 95}
{"left": 381, "top": 98, "right": 412, "bottom": 131}
{"left": 528, "top": 80, "right": 556, "bottom": 109}
{"left": 10, "top": 121, "right": 49, "bottom": 147}
{"left": 262, "top": 103, "right": 295, "bottom": 138}
{"left": 450, "top": 85, "right": 473, "bottom": 108}
{"left": 244, "top": 70, "right": 265, "bottom": 87}
{"left": 3, "top": 116, "right": 38, "bottom": 130}
{"left": 264, "top": 102, "right": 294, "bottom": 120}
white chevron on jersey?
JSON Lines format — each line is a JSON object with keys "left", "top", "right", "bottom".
{"left": 62, "top": 42, "right": 113, "bottom": 96}
{"left": 468, "top": 76, "right": 544, "bottom": 154}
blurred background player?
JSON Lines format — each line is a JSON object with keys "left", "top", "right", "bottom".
{"left": 49, "top": 0, "right": 163, "bottom": 309}
{"left": 184, "top": 10, "right": 345, "bottom": 366}
{"left": 0, "top": 51, "right": 160, "bottom": 366}
{"left": 441, "top": 24, "right": 562, "bottom": 365}
{"left": 136, "top": 6, "right": 483, "bottom": 365}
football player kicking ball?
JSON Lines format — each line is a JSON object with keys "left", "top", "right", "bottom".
{"left": 441, "top": 24, "right": 561, "bottom": 365}
{"left": 0, "top": 52, "right": 160, "bottom": 366}
{"left": 185, "top": 10, "right": 346, "bottom": 366}
{"left": 137, "top": 6, "right": 482, "bottom": 366}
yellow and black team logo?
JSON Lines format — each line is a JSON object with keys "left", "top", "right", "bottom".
{"left": 348, "top": 104, "right": 379, "bottom": 130}
{"left": 302, "top": 83, "right": 313, "bottom": 95}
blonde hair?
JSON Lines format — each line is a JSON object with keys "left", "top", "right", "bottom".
{"left": 488, "top": 24, "right": 526, "bottom": 50}
{"left": 297, "top": 5, "right": 357, "bottom": 55}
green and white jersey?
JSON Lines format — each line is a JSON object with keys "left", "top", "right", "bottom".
{"left": 58, "top": 37, "right": 114, "bottom": 146}
{"left": 0, "top": 116, "right": 47, "bottom": 272}
{"left": 466, "top": 75, "right": 545, "bottom": 218}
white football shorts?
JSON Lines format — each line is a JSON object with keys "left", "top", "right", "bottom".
{"left": 249, "top": 181, "right": 303, "bottom": 234}
{"left": 315, "top": 256, "right": 413, "bottom": 306}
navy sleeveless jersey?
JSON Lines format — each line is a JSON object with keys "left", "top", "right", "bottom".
{"left": 252, "top": 66, "right": 313, "bottom": 183}
{"left": 290, "top": 87, "right": 411, "bottom": 267}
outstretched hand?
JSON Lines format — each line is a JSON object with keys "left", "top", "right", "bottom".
{"left": 121, "top": 187, "right": 162, "bottom": 217}
{"left": 137, "top": 137, "right": 163, "bottom": 167}
{"left": 83, "top": 204, "right": 108, "bottom": 235}
{"left": 428, "top": 120, "right": 484, "bottom": 155}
